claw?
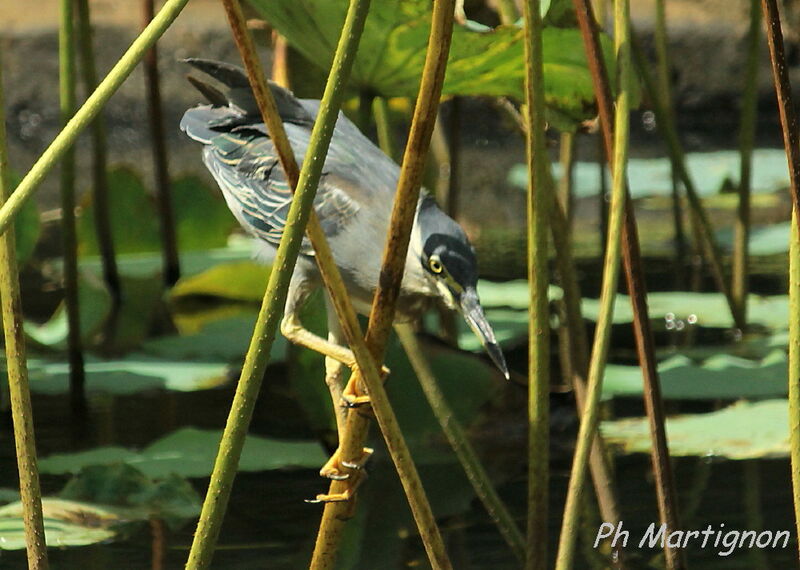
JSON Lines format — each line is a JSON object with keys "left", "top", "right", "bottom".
{"left": 341, "top": 447, "right": 373, "bottom": 470}
{"left": 319, "top": 446, "right": 373, "bottom": 480}
{"left": 320, "top": 449, "right": 349, "bottom": 480}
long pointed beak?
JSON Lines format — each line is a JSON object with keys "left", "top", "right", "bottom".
{"left": 459, "top": 287, "right": 509, "bottom": 380}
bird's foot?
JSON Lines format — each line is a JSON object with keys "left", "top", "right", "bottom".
{"left": 339, "top": 364, "right": 390, "bottom": 409}
{"left": 309, "top": 447, "right": 373, "bottom": 503}
{"left": 319, "top": 446, "right": 373, "bottom": 480}
{"left": 306, "top": 487, "right": 359, "bottom": 504}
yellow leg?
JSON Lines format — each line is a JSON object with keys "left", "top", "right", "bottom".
{"left": 281, "top": 313, "right": 358, "bottom": 368}
{"left": 324, "top": 355, "right": 348, "bottom": 437}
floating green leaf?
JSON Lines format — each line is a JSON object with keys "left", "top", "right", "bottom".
{"left": 78, "top": 237, "right": 254, "bottom": 280}
{"left": 59, "top": 464, "right": 201, "bottom": 528}
{"left": 24, "top": 274, "right": 165, "bottom": 352}
{"left": 470, "top": 280, "right": 792, "bottom": 333}
{"left": 24, "top": 272, "right": 112, "bottom": 349}
{"left": 602, "top": 399, "right": 790, "bottom": 460}
{"left": 16, "top": 354, "right": 229, "bottom": 395}
{"left": 603, "top": 350, "right": 789, "bottom": 400}
{"left": 142, "top": 313, "right": 288, "bottom": 363}
{"left": 40, "top": 427, "right": 328, "bottom": 478}
{"left": 0, "top": 498, "right": 119, "bottom": 549}
{"left": 510, "top": 149, "right": 792, "bottom": 199}
{"left": 170, "top": 260, "right": 270, "bottom": 303}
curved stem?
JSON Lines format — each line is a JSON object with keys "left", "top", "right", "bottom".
{"left": 314, "top": 0, "right": 456, "bottom": 566}
{"left": 572, "top": 2, "right": 684, "bottom": 568}
{"left": 0, "top": 45, "right": 49, "bottom": 570}
{"left": 60, "top": 0, "right": 85, "bottom": 412}
{"left": 185, "top": 0, "right": 378, "bottom": 567}
{"left": 522, "top": 0, "right": 551, "bottom": 568}
{"left": 760, "top": 0, "right": 800, "bottom": 557}
{"left": 654, "top": 0, "right": 688, "bottom": 289}
{"left": 555, "top": 0, "right": 630, "bottom": 566}
{"left": 396, "top": 323, "right": 525, "bottom": 562}
{"left": 631, "top": 37, "right": 743, "bottom": 330}
{"left": 143, "top": 0, "right": 180, "bottom": 286}
{"left": 75, "top": 0, "right": 120, "bottom": 304}
{"left": 734, "top": 0, "right": 762, "bottom": 325}
{"left": 372, "top": 97, "right": 395, "bottom": 160}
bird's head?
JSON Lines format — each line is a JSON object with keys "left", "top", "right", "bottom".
{"left": 417, "top": 196, "right": 509, "bottom": 379}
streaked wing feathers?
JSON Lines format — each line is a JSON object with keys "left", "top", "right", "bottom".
{"left": 203, "top": 128, "right": 359, "bottom": 255}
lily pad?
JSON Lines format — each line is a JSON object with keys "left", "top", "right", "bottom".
{"left": 78, "top": 168, "right": 236, "bottom": 256}
{"left": 249, "top": 0, "right": 614, "bottom": 126}
{"left": 603, "top": 350, "right": 789, "bottom": 400}
{"left": 170, "top": 260, "right": 270, "bottom": 303}
{"left": 40, "top": 427, "right": 328, "bottom": 479}
{"left": 583, "top": 291, "right": 790, "bottom": 331}
{"left": 0, "top": 498, "right": 119, "bottom": 549}
{"left": 470, "top": 280, "right": 793, "bottom": 332}
{"left": 601, "top": 399, "right": 790, "bottom": 460}
{"left": 78, "top": 237, "right": 255, "bottom": 280}
{"left": 510, "top": 149, "right": 792, "bottom": 199}
{"left": 24, "top": 272, "right": 112, "bottom": 349}
{"left": 21, "top": 354, "right": 230, "bottom": 394}
{"left": 59, "top": 464, "right": 201, "bottom": 527}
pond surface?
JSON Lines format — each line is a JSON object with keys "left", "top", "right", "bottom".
{"left": 0, "top": 366, "right": 796, "bottom": 569}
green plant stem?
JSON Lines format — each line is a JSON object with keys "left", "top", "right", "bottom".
{"left": 790, "top": 214, "right": 800, "bottom": 556}
{"left": 313, "top": 0, "right": 456, "bottom": 566}
{"left": 431, "top": 113, "right": 452, "bottom": 210}
{"left": 760, "top": 0, "right": 800, "bottom": 556}
{"left": 372, "top": 97, "right": 395, "bottom": 160}
{"left": 734, "top": 0, "right": 761, "bottom": 326}
{"left": 547, "top": 180, "right": 626, "bottom": 566}
{"left": 597, "top": 136, "right": 608, "bottom": 255}
{"left": 555, "top": 0, "right": 630, "bottom": 567}
{"left": 395, "top": 323, "right": 525, "bottom": 562}
{"left": 654, "top": 0, "right": 688, "bottom": 290}
{"left": 60, "top": 0, "right": 85, "bottom": 412}
{"left": 143, "top": 0, "right": 180, "bottom": 286}
{"left": 558, "top": 131, "right": 576, "bottom": 227}
{"left": 631, "top": 37, "right": 744, "bottom": 330}
{"left": 0, "top": 46, "right": 49, "bottom": 570}
{"left": 573, "top": 1, "right": 684, "bottom": 568}
{"left": 357, "top": 90, "right": 375, "bottom": 133}
{"left": 496, "top": 0, "right": 520, "bottom": 25}
{"left": 207, "top": 2, "right": 449, "bottom": 569}
{"left": 0, "top": 0, "right": 191, "bottom": 237}
{"left": 185, "top": 0, "right": 374, "bottom": 567}
{"left": 75, "top": 0, "right": 120, "bottom": 305}
{"left": 522, "top": 1, "right": 550, "bottom": 568}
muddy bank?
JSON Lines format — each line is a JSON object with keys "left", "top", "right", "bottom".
{"left": 0, "top": 0, "right": 792, "bottom": 232}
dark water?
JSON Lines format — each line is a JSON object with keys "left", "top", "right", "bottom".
{"left": 0, "top": 372, "right": 797, "bottom": 569}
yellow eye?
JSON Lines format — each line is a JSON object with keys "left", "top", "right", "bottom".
{"left": 429, "top": 257, "right": 443, "bottom": 274}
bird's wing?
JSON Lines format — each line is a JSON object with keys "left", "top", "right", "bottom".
{"left": 183, "top": 108, "right": 360, "bottom": 255}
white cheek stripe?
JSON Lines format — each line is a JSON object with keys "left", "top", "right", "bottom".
{"left": 436, "top": 280, "right": 457, "bottom": 309}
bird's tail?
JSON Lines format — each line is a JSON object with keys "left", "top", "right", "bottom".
{"left": 183, "top": 58, "right": 312, "bottom": 125}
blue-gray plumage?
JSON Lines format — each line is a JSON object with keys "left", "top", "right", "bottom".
{"left": 180, "top": 59, "right": 508, "bottom": 390}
